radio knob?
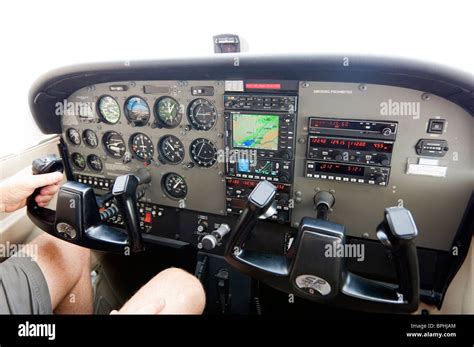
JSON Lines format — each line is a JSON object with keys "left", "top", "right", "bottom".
{"left": 379, "top": 155, "right": 390, "bottom": 166}
{"left": 333, "top": 151, "right": 343, "bottom": 161}
{"left": 278, "top": 173, "right": 289, "bottom": 183}
{"left": 279, "top": 150, "right": 291, "bottom": 160}
{"left": 278, "top": 193, "right": 289, "bottom": 205}
{"left": 382, "top": 128, "right": 392, "bottom": 136}
{"left": 276, "top": 211, "right": 289, "bottom": 224}
{"left": 374, "top": 174, "right": 385, "bottom": 184}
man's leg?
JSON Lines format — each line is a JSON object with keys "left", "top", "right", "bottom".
{"left": 21, "top": 232, "right": 93, "bottom": 314}
{"left": 117, "top": 267, "right": 206, "bottom": 314}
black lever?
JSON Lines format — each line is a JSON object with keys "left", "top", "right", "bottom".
{"left": 112, "top": 169, "right": 151, "bottom": 252}
{"left": 377, "top": 207, "right": 419, "bottom": 307}
{"left": 225, "top": 181, "right": 291, "bottom": 276}
{"left": 227, "top": 180, "right": 277, "bottom": 253}
{"left": 27, "top": 154, "right": 64, "bottom": 233}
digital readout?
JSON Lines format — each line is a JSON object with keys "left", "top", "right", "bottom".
{"left": 310, "top": 137, "right": 393, "bottom": 153}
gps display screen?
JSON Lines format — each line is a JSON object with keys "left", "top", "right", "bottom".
{"left": 232, "top": 113, "right": 279, "bottom": 151}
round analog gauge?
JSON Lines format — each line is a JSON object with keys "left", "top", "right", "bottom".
{"left": 71, "top": 152, "right": 86, "bottom": 170}
{"left": 102, "top": 131, "right": 126, "bottom": 158}
{"left": 87, "top": 154, "right": 103, "bottom": 172}
{"left": 98, "top": 95, "right": 121, "bottom": 124}
{"left": 130, "top": 133, "right": 154, "bottom": 161}
{"left": 162, "top": 173, "right": 187, "bottom": 199}
{"left": 189, "top": 138, "right": 218, "bottom": 167}
{"left": 125, "top": 96, "right": 150, "bottom": 126}
{"left": 66, "top": 128, "right": 81, "bottom": 145}
{"left": 187, "top": 98, "right": 217, "bottom": 130}
{"left": 158, "top": 135, "right": 185, "bottom": 164}
{"left": 154, "top": 97, "right": 181, "bottom": 128}
{"left": 82, "top": 129, "right": 98, "bottom": 148}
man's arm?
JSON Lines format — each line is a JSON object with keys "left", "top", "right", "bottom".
{"left": 0, "top": 167, "right": 63, "bottom": 213}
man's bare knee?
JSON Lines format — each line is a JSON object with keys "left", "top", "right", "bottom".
{"left": 119, "top": 267, "right": 206, "bottom": 314}
{"left": 25, "top": 233, "right": 91, "bottom": 308}
{"left": 155, "top": 267, "right": 206, "bottom": 313}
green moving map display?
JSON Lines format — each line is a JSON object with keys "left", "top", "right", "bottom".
{"left": 232, "top": 114, "right": 279, "bottom": 150}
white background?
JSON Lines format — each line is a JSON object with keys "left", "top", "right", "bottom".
{"left": 0, "top": 0, "right": 472, "bottom": 158}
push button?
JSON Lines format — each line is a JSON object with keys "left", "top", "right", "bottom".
{"left": 427, "top": 119, "right": 445, "bottom": 134}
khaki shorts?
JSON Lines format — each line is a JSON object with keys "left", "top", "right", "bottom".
{"left": 0, "top": 255, "right": 52, "bottom": 314}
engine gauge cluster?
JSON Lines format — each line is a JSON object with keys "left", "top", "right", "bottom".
{"left": 83, "top": 129, "right": 98, "bottom": 148}
{"left": 87, "top": 154, "right": 103, "bottom": 172}
{"left": 71, "top": 152, "right": 86, "bottom": 170}
{"left": 67, "top": 128, "right": 81, "bottom": 145}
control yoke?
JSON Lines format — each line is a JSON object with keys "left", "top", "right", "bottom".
{"left": 224, "top": 180, "right": 420, "bottom": 313}
{"left": 27, "top": 155, "right": 150, "bottom": 253}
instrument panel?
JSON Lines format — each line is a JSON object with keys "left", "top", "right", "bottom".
{"left": 63, "top": 81, "right": 227, "bottom": 216}
{"left": 60, "top": 79, "right": 473, "bottom": 251}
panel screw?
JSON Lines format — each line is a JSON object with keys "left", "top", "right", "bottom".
{"left": 359, "top": 84, "right": 368, "bottom": 92}
{"left": 301, "top": 82, "right": 310, "bottom": 88}
{"left": 421, "top": 93, "right": 431, "bottom": 101}
{"left": 362, "top": 233, "right": 370, "bottom": 238}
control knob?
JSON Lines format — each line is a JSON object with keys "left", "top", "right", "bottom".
{"left": 374, "top": 174, "right": 385, "bottom": 184}
{"left": 379, "top": 155, "right": 390, "bottom": 166}
{"left": 279, "top": 150, "right": 291, "bottom": 160}
{"left": 200, "top": 224, "right": 231, "bottom": 250}
{"left": 333, "top": 151, "right": 343, "bottom": 161}
{"left": 382, "top": 128, "right": 392, "bottom": 136}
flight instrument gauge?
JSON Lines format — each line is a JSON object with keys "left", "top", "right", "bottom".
{"left": 189, "top": 138, "right": 218, "bottom": 167}
{"left": 154, "top": 97, "right": 181, "bottom": 128}
{"left": 187, "top": 98, "right": 217, "bottom": 130}
{"left": 102, "top": 131, "right": 126, "bottom": 158}
{"left": 71, "top": 152, "right": 86, "bottom": 170}
{"left": 83, "top": 129, "right": 98, "bottom": 148}
{"left": 98, "top": 95, "right": 121, "bottom": 124}
{"left": 158, "top": 135, "right": 185, "bottom": 164}
{"left": 162, "top": 173, "right": 187, "bottom": 199}
{"left": 87, "top": 154, "right": 103, "bottom": 172}
{"left": 130, "top": 133, "right": 154, "bottom": 161}
{"left": 66, "top": 128, "right": 81, "bottom": 145}
{"left": 124, "top": 96, "right": 150, "bottom": 126}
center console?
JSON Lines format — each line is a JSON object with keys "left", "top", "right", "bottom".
{"left": 223, "top": 90, "right": 298, "bottom": 223}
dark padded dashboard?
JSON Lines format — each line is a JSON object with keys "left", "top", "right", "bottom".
{"left": 28, "top": 55, "right": 473, "bottom": 306}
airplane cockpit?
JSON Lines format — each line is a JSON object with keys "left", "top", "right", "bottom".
{"left": 0, "top": 3, "right": 472, "bottom": 343}
{"left": 22, "top": 52, "right": 472, "bottom": 314}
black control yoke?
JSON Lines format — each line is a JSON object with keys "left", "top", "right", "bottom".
{"left": 27, "top": 154, "right": 150, "bottom": 253}
{"left": 224, "top": 180, "right": 420, "bottom": 313}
